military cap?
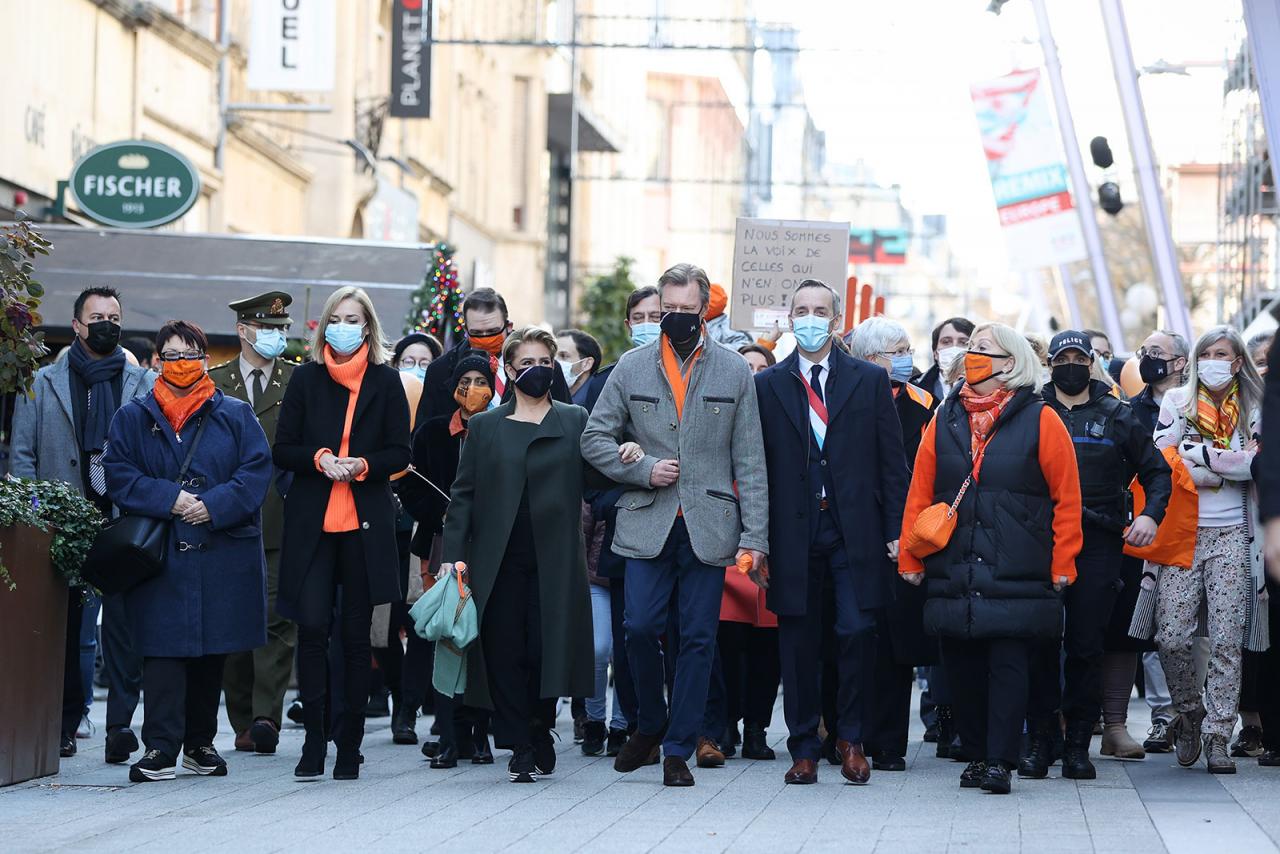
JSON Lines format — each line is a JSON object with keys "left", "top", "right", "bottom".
{"left": 229, "top": 291, "right": 293, "bottom": 327}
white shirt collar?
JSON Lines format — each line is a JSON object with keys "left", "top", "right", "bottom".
{"left": 239, "top": 354, "right": 274, "bottom": 381}
{"left": 797, "top": 351, "right": 830, "bottom": 375}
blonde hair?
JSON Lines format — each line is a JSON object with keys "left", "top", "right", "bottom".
{"left": 312, "top": 286, "right": 392, "bottom": 365}
{"left": 972, "top": 322, "right": 1042, "bottom": 389}
{"left": 501, "top": 325, "right": 558, "bottom": 368}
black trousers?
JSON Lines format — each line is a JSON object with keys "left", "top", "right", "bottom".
{"left": 61, "top": 589, "right": 85, "bottom": 739}
{"left": 866, "top": 618, "right": 915, "bottom": 759}
{"left": 296, "top": 532, "right": 373, "bottom": 752}
{"left": 141, "top": 654, "right": 226, "bottom": 758}
{"left": 718, "top": 622, "right": 780, "bottom": 731}
{"left": 779, "top": 511, "right": 875, "bottom": 761}
{"left": 101, "top": 591, "right": 143, "bottom": 733}
{"left": 1028, "top": 526, "right": 1122, "bottom": 723}
{"left": 482, "top": 549, "right": 556, "bottom": 749}
{"left": 1256, "top": 583, "right": 1280, "bottom": 750}
{"left": 945, "top": 637, "right": 1031, "bottom": 768}
{"left": 609, "top": 576, "right": 639, "bottom": 731}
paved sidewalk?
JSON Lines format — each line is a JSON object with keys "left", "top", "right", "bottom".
{"left": 2, "top": 691, "right": 1278, "bottom": 853}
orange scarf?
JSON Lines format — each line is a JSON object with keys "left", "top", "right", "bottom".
{"left": 959, "top": 384, "right": 1014, "bottom": 468}
{"left": 1193, "top": 379, "right": 1240, "bottom": 449}
{"left": 661, "top": 334, "right": 703, "bottom": 421}
{"left": 153, "top": 374, "right": 216, "bottom": 434}
{"left": 323, "top": 344, "right": 369, "bottom": 533}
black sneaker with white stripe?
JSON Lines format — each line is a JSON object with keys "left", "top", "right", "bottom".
{"left": 182, "top": 746, "right": 228, "bottom": 776}
{"left": 129, "top": 750, "right": 177, "bottom": 783}
{"left": 509, "top": 745, "right": 538, "bottom": 783}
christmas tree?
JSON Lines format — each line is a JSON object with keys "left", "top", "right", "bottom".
{"left": 404, "top": 242, "right": 464, "bottom": 343}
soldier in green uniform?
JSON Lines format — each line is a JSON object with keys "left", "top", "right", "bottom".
{"left": 211, "top": 291, "right": 298, "bottom": 755}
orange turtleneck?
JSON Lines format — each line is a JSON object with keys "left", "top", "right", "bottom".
{"left": 316, "top": 344, "right": 370, "bottom": 533}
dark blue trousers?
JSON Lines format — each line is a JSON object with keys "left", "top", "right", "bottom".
{"left": 778, "top": 510, "right": 874, "bottom": 761}
{"left": 624, "top": 517, "right": 725, "bottom": 760}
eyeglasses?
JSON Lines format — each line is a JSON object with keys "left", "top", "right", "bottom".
{"left": 879, "top": 347, "right": 914, "bottom": 359}
{"left": 159, "top": 351, "right": 205, "bottom": 362}
{"left": 1136, "top": 347, "right": 1172, "bottom": 360}
{"left": 399, "top": 357, "right": 429, "bottom": 369}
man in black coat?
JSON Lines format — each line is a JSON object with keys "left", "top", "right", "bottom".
{"left": 754, "top": 281, "right": 910, "bottom": 785}
{"left": 418, "top": 287, "right": 570, "bottom": 424}
{"left": 917, "top": 316, "right": 973, "bottom": 402}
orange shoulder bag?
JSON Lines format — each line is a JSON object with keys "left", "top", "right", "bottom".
{"left": 905, "top": 471, "right": 973, "bottom": 559}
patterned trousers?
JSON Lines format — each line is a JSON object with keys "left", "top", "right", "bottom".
{"left": 1154, "top": 525, "right": 1250, "bottom": 738}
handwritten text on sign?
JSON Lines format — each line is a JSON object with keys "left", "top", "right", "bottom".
{"left": 730, "top": 218, "right": 850, "bottom": 331}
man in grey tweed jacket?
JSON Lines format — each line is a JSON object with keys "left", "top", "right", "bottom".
{"left": 581, "top": 263, "right": 768, "bottom": 787}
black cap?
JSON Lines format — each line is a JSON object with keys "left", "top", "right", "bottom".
{"left": 450, "top": 350, "right": 496, "bottom": 389}
{"left": 1048, "top": 330, "right": 1093, "bottom": 360}
{"left": 229, "top": 291, "right": 292, "bottom": 327}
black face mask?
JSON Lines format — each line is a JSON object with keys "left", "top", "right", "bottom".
{"left": 660, "top": 311, "right": 701, "bottom": 344}
{"left": 1139, "top": 354, "right": 1172, "bottom": 384}
{"left": 83, "top": 320, "right": 121, "bottom": 356}
{"left": 513, "top": 364, "right": 555, "bottom": 399}
{"left": 1051, "top": 362, "right": 1091, "bottom": 396}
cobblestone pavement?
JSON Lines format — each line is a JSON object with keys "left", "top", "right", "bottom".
{"left": 2, "top": 690, "right": 1278, "bottom": 853}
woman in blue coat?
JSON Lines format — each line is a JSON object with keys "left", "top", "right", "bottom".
{"left": 103, "top": 320, "right": 272, "bottom": 784}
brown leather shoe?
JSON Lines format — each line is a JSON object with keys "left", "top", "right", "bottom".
{"left": 836, "top": 740, "right": 871, "bottom": 785}
{"left": 784, "top": 758, "right": 818, "bottom": 784}
{"left": 695, "top": 737, "right": 725, "bottom": 768}
{"left": 663, "top": 756, "right": 695, "bottom": 786}
{"left": 615, "top": 731, "right": 663, "bottom": 773}
{"left": 234, "top": 730, "right": 254, "bottom": 752}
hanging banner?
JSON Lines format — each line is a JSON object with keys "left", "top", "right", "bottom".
{"left": 247, "top": 0, "right": 337, "bottom": 92}
{"left": 730, "top": 218, "right": 850, "bottom": 331}
{"left": 391, "top": 0, "right": 432, "bottom": 118}
{"left": 970, "top": 68, "right": 1086, "bottom": 270}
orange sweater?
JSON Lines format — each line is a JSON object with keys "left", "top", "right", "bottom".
{"left": 317, "top": 345, "right": 370, "bottom": 533}
{"left": 899, "top": 406, "right": 1082, "bottom": 583}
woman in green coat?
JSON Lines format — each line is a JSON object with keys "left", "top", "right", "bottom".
{"left": 440, "top": 326, "right": 595, "bottom": 783}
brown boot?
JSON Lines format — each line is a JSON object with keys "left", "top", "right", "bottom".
{"left": 695, "top": 737, "right": 725, "bottom": 768}
{"left": 1101, "top": 723, "right": 1146, "bottom": 759}
{"left": 663, "top": 756, "right": 694, "bottom": 786}
{"left": 614, "top": 730, "right": 662, "bottom": 773}
{"left": 234, "top": 730, "right": 254, "bottom": 752}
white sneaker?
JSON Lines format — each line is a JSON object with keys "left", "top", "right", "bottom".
{"left": 75, "top": 715, "right": 94, "bottom": 739}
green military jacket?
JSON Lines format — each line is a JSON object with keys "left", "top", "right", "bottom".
{"left": 208, "top": 356, "right": 296, "bottom": 551}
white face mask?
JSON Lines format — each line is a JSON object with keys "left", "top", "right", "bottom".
{"left": 937, "top": 346, "right": 965, "bottom": 372}
{"left": 1198, "top": 358, "right": 1236, "bottom": 391}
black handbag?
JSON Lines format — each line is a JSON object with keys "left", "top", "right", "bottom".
{"left": 81, "top": 416, "right": 210, "bottom": 595}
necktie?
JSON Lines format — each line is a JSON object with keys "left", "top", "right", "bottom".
{"left": 250, "top": 368, "right": 265, "bottom": 405}
{"left": 810, "top": 364, "right": 824, "bottom": 405}
{"left": 86, "top": 389, "right": 107, "bottom": 496}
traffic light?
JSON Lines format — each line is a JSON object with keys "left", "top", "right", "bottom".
{"left": 1098, "top": 181, "right": 1124, "bottom": 215}
{"left": 1090, "top": 137, "right": 1114, "bottom": 169}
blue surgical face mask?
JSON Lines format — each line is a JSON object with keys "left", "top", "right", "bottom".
{"left": 889, "top": 353, "right": 914, "bottom": 382}
{"left": 400, "top": 365, "right": 426, "bottom": 383}
{"left": 631, "top": 322, "right": 660, "bottom": 348}
{"left": 325, "top": 322, "right": 365, "bottom": 355}
{"left": 251, "top": 327, "right": 287, "bottom": 360}
{"left": 1099, "top": 356, "right": 1112, "bottom": 374}
{"left": 792, "top": 315, "right": 833, "bottom": 353}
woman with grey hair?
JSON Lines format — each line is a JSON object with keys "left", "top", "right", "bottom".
{"left": 1150, "top": 324, "right": 1266, "bottom": 775}
{"left": 1248, "top": 331, "right": 1273, "bottom": 375}
{"left": 848, "top": 317, "right": 941, "bottom": 770}
{"left": 899, "top": 322, "right": 1083, "bottom": 794}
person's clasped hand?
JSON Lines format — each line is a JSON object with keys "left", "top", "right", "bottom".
{"left": 181, "top": 499, "right": 211, "bottom": 526}
{"left": 650, "top": 459, "right": 679, "bottom": 487}
{"left": 171, "top": 489, "right": 197, "bottom": 516}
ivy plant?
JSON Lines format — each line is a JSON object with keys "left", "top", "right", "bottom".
{"left": 0, "top": 478, "right": 104, "bottom": 591}
{"left": 0, "top": 215, "right": 51, "bottom": 397}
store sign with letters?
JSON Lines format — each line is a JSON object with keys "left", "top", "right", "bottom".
{"left": 247, "top": 0, "right": 337, "bottom": 92}
{"left": 68, "top": 141, "right": 201, "bottom": 228}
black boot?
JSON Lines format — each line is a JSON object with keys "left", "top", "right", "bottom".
{"left": 295, "top": 704, "right": 327, "bottom": 780}
{"left": 741, "top": 725, "right": 776, "bottom": 760}
{"left": 333, "top": 711, "right": 365, "bottom": 780}
{"left": 582, "top": 720, "right": 607, "bottom": 757}
{"left": 1018, "top": 718, "right": 1055, "bottom": 779}
{"left": 1061, "top": 719, "right": 1097, "bottom": 780}
{"left": 935, "top": 705, "right": 955, "bottom": 759}
{"left": 392, "top": 704, "right": 418, "bottom": 745}
{"left": 472, "top": 718, "right": 494, "bottom": 765}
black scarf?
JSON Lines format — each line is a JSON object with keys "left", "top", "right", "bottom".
{"left": 66, "top": 339, "right": 126, "bottom": 453}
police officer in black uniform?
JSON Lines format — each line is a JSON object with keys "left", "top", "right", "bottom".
{"left": 1021, "top": 331, "right": 1172, "bottom": 780}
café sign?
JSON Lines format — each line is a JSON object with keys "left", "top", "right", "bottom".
{"left": 68, "top": 140, "right": 201, "bottom": 229}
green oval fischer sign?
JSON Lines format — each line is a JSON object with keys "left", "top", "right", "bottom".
{"left": 68, "top": 140, "right": 201, "bottom": 228}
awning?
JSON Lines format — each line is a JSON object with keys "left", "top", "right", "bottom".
{"left": 547, "top": 93, "right": 620, "bottom": 153}
{"left": 29, "top": 224, "right": 434, "bottom": 341}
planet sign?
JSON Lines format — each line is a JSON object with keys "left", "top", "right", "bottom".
{"left": 68, "top": 140, "right": 201, "bottom": 228}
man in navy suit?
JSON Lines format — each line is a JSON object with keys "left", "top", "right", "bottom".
{"left": 754, "top": 280, "right": 910, "bottom": 785}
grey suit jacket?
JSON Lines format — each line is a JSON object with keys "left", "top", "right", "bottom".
{"left": 10, "top": 356, "right": 155, "bottom": 492}
{"left": 581, "top": 335, "right": 769, "bottom": 566}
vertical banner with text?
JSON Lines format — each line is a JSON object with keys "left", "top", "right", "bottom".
{"left": 247, "top": 0, "right": 337, "bottom": 92}
{"left": 730, "top": 218, "right": 850, "bottom": 331}
{"left": 391, "top": 0, "right": 432, "bottom": 118}
{"left": 970, "top": 68, "right": 1085, "bottom": 270}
